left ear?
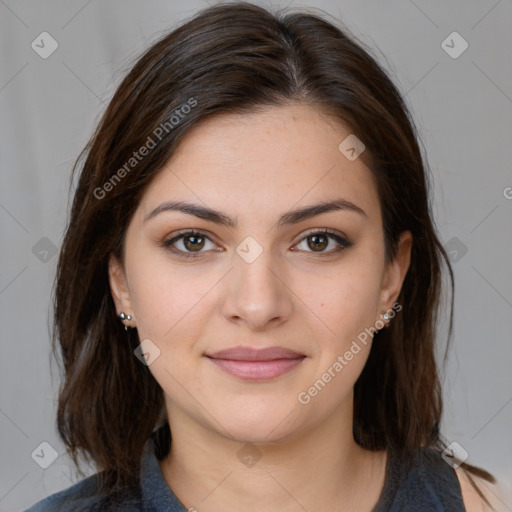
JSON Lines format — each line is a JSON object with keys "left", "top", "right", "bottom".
{"left": 377, "top": 230, "right": 413, "bottom": 318}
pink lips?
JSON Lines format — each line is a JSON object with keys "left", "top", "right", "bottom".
{"left": 205, "top": 346, "right": 306, "bottom": 381}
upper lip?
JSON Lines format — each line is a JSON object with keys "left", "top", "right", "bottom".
{"left": 205, "top": 345, "right": 305, "bottom": 361}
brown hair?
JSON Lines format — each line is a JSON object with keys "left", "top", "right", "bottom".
{"left": 51, "top": 0, "right": 495, "bottom": 502}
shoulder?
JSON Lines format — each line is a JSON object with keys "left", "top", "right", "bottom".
{"left": 455, "top": 467, "right": 507, "bottom": 512}
{"left": 24, "top": 472, "right": 141, "bottom": 512}
{"left": 414, "top": 447, "right": 466, "bottom": 507}
{"left": 24, "top": 473, "right": 103, "bottom": 512}
{"left": 375, "top": 447, "right": 466, "bottom": 510}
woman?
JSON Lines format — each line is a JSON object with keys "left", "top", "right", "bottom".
{"left": 26, "top": 2, "right": 503, "bottom": 511}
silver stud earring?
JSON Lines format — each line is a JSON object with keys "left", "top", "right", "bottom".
{"left": 118, "top": 312, "right": 132, "bottom": 331}
{"left": 383, "top": 312, "right": 390, "bottom": 323}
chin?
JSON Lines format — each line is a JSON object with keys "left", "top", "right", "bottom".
{"left": 213, "top": 404, "right": 305, "bottom": 445}
{"left": 224, "top": 423, "right": 293, "bottom": 445}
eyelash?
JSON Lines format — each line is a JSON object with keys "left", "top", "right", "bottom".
{"left": 162, "top": 229, "right": 353, "bottom": 259}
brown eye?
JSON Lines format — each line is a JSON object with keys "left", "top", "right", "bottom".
{"left": 163, "top": 230, "right": 217, "bottom": 258}
{"left": 294, "top": 230, "right": 353, "bottom": 255}
{"left": 307, "top": 233, "right": 329, "bottom": 252}
{"left": 182, "top": 233, "right": 206, "bottom": 251}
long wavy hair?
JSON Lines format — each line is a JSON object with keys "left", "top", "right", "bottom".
{"left": 51, "top": 0, "right": 495, "bottom": 501}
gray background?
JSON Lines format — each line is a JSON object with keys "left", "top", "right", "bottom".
{"left": 1, "top": 0, "right": 511, "bottom": 510}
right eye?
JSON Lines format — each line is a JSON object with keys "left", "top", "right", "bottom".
{"left": 162, "top": 230, "right": 219, "bottom": 258}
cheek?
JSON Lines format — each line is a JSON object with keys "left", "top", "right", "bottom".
{"left": 127, "top": 262, "right": 213, "bottom": 402}
{"left": 302, "top": 264, "right": 383, "bottom": 349}
{"left": 297, "top": 283, "right": 379, "bottom": 415}
{"left": 126, "top": 252, "right": 217, "bottom": 341}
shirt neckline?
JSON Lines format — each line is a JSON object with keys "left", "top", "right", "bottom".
{"left": 371, "top": 448, "right": 401, "bottom": 511}
{"left": 139, "top": 433, "right": 401, "bottom": 512}
{"left": 140, "top": 435, "right": 188, "bottom": 511}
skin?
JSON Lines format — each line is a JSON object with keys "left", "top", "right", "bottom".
{"left": 108, "top": 103, "right": 416, "bottom": 511}
{"left": 456, "top": 469, "right": 507, "bottom": 512}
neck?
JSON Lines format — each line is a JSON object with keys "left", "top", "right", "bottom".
{"left": 158, "top": 399, "right": 388, "bottom": 512}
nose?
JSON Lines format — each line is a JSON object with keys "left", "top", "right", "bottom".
{"left": 221, "top": 249, "right": 293, "bottom": 331}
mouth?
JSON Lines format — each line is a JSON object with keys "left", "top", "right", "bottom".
{"left": 205, "top": 345, "right": 306, "bottom": 381}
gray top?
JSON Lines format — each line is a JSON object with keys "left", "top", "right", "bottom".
{"left": 25, "top": 432, "right": 465, "bottom": 511}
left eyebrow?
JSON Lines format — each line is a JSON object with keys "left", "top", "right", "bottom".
{"left": 143, "top": 198, "right": 367, "bottom": 228}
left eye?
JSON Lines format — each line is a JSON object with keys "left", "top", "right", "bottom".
{"left": 293, "top": 230, "right": 352, "bottom": 254}
{"left": 162, "top": 229, "right": 352, "bottom": 258}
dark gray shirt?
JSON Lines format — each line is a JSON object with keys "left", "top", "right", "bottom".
{"left": 25, "top": 434, "right": 465, "bottom": 511}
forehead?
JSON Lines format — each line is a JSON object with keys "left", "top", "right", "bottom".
{"left": 138, "top": 104, "right": 380, "bottom": 226}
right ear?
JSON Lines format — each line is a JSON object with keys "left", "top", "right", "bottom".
{"left": 108, "top": 253, "right": 136, "bottom": 327}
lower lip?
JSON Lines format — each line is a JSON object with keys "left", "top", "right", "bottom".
{"left": 206, "top": 357, "right": 305, "bottom": 380}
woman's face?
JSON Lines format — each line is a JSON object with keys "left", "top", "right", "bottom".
{"left": 109, "top": 103, "right": 412, "bottom": 443}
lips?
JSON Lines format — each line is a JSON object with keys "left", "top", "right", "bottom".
{"left": 205, "top": 345, "right": 306, "bottom": 381}
{"left": 206, "top": 345, "right": 305, "bottom": 361}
